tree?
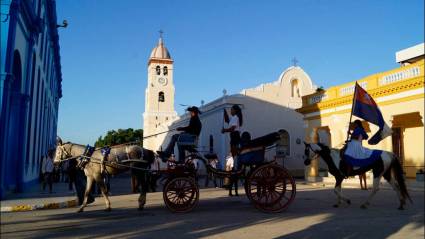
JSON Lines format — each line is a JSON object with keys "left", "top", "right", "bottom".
{"left": 95, "top": 128, "right": 143, "bottom": 147}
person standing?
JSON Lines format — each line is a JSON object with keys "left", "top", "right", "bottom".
{"left": 41, "top": 149, "right": 55, "bottom": 193}
{"left": 222, "top": 105, "right": 243, "bottom": 196}
{"left": 205, "top": 157, "right": 218, "bottom": 188}
{"left": 149, "top": 156, "right": 161, "bottom": 192}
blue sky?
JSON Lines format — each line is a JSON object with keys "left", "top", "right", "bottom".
{"left": 55, "top": 0, "right": 424, "bottom": 144}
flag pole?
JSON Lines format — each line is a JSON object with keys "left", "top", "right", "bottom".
{"left": 346, "top": 82, "right": 358, "bottom": 142}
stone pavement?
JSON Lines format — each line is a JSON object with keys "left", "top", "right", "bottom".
{"left": 0, "top": 173, "right": 223, "bottom": 212}
{"left": 1, "top": 183, "right": 423, "bottom": 239}
{"left": 1, "top": 172, "right": 423, "bottom": 213}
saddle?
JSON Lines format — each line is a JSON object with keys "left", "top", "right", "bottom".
{"left": 78, "top": 145, "right": 95, "bottom": 169}
{"left": 100, "top": 146, "right": 111, "bottom": 174}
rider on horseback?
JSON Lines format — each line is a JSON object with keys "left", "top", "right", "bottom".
{"left": 343, "top": 120, "right": 382, "bottom": 169}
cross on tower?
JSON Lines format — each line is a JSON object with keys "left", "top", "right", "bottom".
{"left": 292, "top": 57, "right": 298, "bottom": 67}
{"left": 159, "top": 29, "right": 164, "bottom": 38}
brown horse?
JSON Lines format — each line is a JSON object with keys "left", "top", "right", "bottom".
{"left": 54, "top": 138, "right": 154, "bottom": 212}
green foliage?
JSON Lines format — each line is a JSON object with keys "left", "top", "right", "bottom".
{"left": 94, "top": 128, "right": 143, "bottom": 147}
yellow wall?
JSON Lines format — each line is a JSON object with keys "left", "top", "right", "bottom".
{"left": 299, "top": 59, "right": 424, "bottom": 178}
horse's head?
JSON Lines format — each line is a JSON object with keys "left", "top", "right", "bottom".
{"left": 303, "top": 142, "right": 330, "bottom": 166}
{"left": 54, "top": 140, "right": 73, "bottom": 164}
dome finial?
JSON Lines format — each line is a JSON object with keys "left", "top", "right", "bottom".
{"left": 158, "top": 29, "right": 164, "bottom": 45}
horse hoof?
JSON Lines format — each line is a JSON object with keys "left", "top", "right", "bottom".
{"left": 346, "top": 199, "right": 351, "bottom": 205}
{"left": 360, "top": 204, "right": 367, "bottom": 209}
{"left": 333, "top": 204, "right": 339, "bottom": 208}
{"left": 138, "top": 207, "right": 144, "bottom": 211}
{"left": 105, "top": 207, "right": 111, "bottom": 212}
{"left": 77, "top": 208, "right": 84, "bottom": 213}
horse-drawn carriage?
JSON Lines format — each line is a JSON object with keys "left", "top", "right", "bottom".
{"left": 159, "top": 131, "right": 296, "bottom": 213}
{"left": 54, "top": 130, "right": 296, "bottom": 213}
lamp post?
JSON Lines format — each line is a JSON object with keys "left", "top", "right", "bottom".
{"left": 56, "top": 20, "right": 68, "bottom": 28}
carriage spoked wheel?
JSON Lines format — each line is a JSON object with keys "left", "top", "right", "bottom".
{"left": 246, "top": 164, "right": 296, "bottom": 213}
{"left": 163, "top": 177, "right": 199, "bottom": 213}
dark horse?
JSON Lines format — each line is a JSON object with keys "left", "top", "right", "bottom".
{"left": 54, "top": 138, "right": 155, "bottom": 212}
{"left": 303, "top": 142, "right": 411, "bottom": 210}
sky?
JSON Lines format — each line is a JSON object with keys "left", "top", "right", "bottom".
{"left": 55, "top": 0, "right": 424, "bottom": 145}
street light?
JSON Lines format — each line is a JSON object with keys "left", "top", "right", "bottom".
{"left": 56, "top": 20, "right": 68, "bottom": 28}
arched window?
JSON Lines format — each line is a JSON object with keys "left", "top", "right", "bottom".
{"left": 276, "top": 129, "right": 290, "bottom": 156}
{"left": 163, "top": 66, "right": 168, "bottom": 75}
{"left": 158, "top": 91, "right": 165, "bottom": 102}
{"left": 209, "top": 135, "right": 214, "bottom": 153}
{"left": 291, "top": 79, "right": 300, "bottom": 98}
{"left": 156, "top": 65, "right": 161, "bottom": 75}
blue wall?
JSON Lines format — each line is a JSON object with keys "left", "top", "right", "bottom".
{"left": 0, "top": 0, "right": 63, "bottom": 199}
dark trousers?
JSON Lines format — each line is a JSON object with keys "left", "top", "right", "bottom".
{"left": 68, "top": 172, "right": 76, "bottom": 191}
{"left": 164, "top": 133, "right": 192, "bottom": 163}
{"left": 42, "top": 173, "right": 53, "bottom": 193}
{"left": 75, "top": 170, "right": 94, "bottom": 205}
{"left": 205, "top": 172, "right": 217, "bottom": 187}
{"left": 149, "top": 173, "right": 160, "bottom": 192}
{"left": 228, "top": 170, "right": 239, "bottom": 196}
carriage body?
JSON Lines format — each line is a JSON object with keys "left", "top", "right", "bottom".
{"left": 161, "top": 130, "right": 296, "bottom": 213}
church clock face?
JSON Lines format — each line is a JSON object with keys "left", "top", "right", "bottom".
{"left": 158, "top": 77, "right": 168, "bottom": 86}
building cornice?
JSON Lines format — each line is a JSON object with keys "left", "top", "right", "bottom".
{"left": 297, "top": 76, "right": 424, "bottom": 115}
{"left": 148, "top": 58, "right": 174, "bottom": 65}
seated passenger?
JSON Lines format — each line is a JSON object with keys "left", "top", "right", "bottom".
{"left": 157, "top": 106, "right": 202, "bottom": 163}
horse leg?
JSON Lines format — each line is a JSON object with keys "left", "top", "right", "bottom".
{"left": 361, "top": 176, "right": 381, "bottom": 209}
{"left": 333, "top": 177, "right": 350, "bottom": 207}
{"left": 97, "top": 177, "right": 111, "bottom": 211}
{"left": 382, "top": 168, "right": 404, "bottom": 209}
{"left": 138, "top": 172, "right": 148, "bottom": 210}
{"left": 77, "top": 176, "right": 94, "bottom": 213}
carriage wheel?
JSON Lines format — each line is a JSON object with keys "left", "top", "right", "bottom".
{"left": 246, "top": 164, "right": 296, "bottom": 213}
{"left": 163, "top": 177, "right": 199, "bottom": 213}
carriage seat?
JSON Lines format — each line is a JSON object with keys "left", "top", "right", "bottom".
{"left": 177, "top": 134, "right": 199, "bottom": 153}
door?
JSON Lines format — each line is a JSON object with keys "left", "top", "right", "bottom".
{"left": 391, "top": 127, "right": 404, "bottom": 169}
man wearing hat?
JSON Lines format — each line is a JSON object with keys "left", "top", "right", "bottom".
{"left": 157, "top": 106, "right": 202, "bottom": 163}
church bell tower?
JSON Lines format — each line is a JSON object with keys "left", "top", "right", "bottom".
{"left": 143, "top": 32, "right": 178, "bottom": 151}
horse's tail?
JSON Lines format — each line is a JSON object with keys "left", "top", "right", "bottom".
{"left": 392, "top": 154, "right": 412, "bottom": 204}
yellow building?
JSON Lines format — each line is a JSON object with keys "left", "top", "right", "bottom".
{"left": 298, "top": 43, "right": 424, "bottom": 178}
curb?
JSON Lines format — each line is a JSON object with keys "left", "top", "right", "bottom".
{"left": 0, "top": 199, "right": 77, "bottom": 213}
{"left": 304, "top": 182, "right": 424, "bottom": 192}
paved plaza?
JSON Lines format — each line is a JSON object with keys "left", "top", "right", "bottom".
{"left": 1, "top": 179, "right": 423, "bottom": 239}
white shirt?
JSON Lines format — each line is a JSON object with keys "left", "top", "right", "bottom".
{"left": 209, "top": 159, "right": 218, "bottom": 169}
{"left": 225, "top": 155, "right": 234, "bottom": 168}
{"left": 192, "top": 158, "right": 199, "bottom": 170}
{"left": 229, "top": 115, "right": 240, "bottom": 131}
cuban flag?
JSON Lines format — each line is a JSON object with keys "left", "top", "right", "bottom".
{"left": 352, "top": 82, "right": 392, "bottom": 145}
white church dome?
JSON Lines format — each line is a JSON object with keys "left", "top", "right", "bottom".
{"left": 150, "top": 37, "right": 171, "bottom": 60}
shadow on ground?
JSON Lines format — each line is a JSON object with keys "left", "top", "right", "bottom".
{"left": 1, "top": 185, "right": 423, "bottom": 239}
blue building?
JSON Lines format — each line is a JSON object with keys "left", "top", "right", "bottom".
{"left": 0, "top": 0, "right": 62, "bottom": 198}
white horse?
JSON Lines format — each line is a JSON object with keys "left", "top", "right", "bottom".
{"left": 303, "top": 142, "right": 411, "bottom": 209}
{"left": 54, "top": 138, "right": 154, "bottom": 212}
